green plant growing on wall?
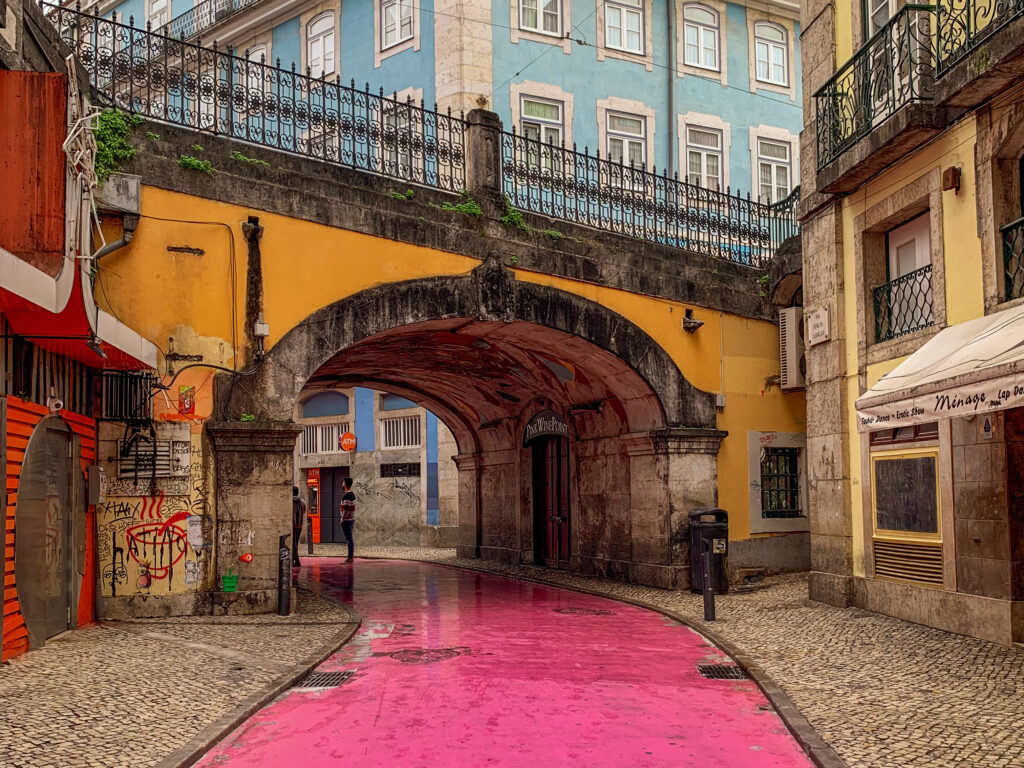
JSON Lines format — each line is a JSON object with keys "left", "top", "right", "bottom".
{"left": 145, "top": 131, "right": 160, "bottom": 141}
{"left": 239, "top": 413, "right": 256, "bottom": 422}
{"left": 391, "top": 189, "right": 415, "bottom": 200}
{"left": 442, "top": 189, "right": 483, "bottom": 217}
{"left": 538, "top": 229, "right": 563, "bottom": 240}
{"left": 178, "top": 155, "right": 216, "bottom": 174}
{"left": 500, "top": 195, "right": 529, "bottom": 232}
{"left": 757, "top": 273, "right": 771, "bottom": 298}
{"left": 191, "top": 143, "right": 205, "bottom": 153}
{"left": 94, "top": 108, "right": 143, "bottom": 184}
{"left": 230, "top": 150, "right": 270, "bottom": 167}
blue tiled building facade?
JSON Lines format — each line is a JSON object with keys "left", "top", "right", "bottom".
{"left": 87, "top": 0, "right": 802, "bottom": 202}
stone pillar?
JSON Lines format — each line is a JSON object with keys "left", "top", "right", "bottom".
{"left": 464, "top": 109, "right": 504, "bottom": 217}
{"left": 624, "top": 428, "right": 726, "bottom": 589}
{"left": 206, "top": 421, "right": 301, "bottom": 615}
{"left": 433, "top": 0, "right": 493, "bottom": 115}
{"left": 454, "top": 453, "right": 481, "bottom": 559}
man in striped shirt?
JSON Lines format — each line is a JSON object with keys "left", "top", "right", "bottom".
{"left": 340, "top": 476, "right": 356, "bottom": 563}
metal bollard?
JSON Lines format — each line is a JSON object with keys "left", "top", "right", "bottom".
{"left": 702, "top": 541, "right": 716, "bottom": 622}
{"left": 307, "top": 516, "right": 314, "bottom": 556}
{"left": 278, "top": 533, "right": 291, "bottom": 616}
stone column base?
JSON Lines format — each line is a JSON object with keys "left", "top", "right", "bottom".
{"left": 809, "top": 571, "right": 854, "bottom": 607}
{"left": 212, "top": 588, "right": 278, "bottom": 616}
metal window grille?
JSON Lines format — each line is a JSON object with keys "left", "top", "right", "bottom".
{"left": 936, "top": 0, "right": 1024, "bottom": 74}
{"left": 380, "top": 415, "right": 420, "bottom": 449}
{"left": 42, "top": 3, "right": 466, "bottom": 193}
{"left": 1003, "top": 215, "right": 1024, "bottom": 301}
{"left": 760, "top": 447, "right": 802, "bottom": 519}
{"left": 873, "top": 264, "right": 935, "bottom": 343}
{"left": 380, "top": 462, "right": 421, "bottom": 477}
{"left": 101, "top": 371, "right": 154, "bottom": 422}
{"left": 300, "top": 422, "right": 350, "bottom": 454}
{"left": 118, "top": 438, "right": 172, "bottom": 477}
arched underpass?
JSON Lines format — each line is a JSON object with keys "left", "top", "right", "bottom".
{"left": 207, "top": 259, "right": 728, "bottom": 613}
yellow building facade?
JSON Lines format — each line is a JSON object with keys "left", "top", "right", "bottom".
{"left": 802, "top": 0, "right": 1024, "bottom": 643}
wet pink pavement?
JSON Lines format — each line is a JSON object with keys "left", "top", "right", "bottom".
{"left": 196, "top": 559, "right": 814, "bottom": 767}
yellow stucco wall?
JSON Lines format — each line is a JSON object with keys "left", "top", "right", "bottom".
{"left": 97, "top": 186, "right": 806, "bottom": 543}
{"left": 838, "top": 115, "right": 985, "bottom": 575}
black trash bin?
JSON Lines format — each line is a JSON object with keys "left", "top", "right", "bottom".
{"left": 689, "top": 508, "right": 729, "bottom": 594}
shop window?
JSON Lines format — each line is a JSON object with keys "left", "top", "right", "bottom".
{"left": 760, "top": 447, "right": 802, "bottom": 518}
{"left": 869, "top": 421, "right": 938, "bottom": 445}
{"left": 870, "top": 447, "right": 944, "bottom": 585}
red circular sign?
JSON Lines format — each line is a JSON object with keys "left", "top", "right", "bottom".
{"left": 339, "top": 432, "right": 357, "bottom": 452}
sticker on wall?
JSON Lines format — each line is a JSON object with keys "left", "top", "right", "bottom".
{"left": 982, "top": 416, "right": 994, "bottom": 440}
{"left": 339, "top": 432, "right": 357, "bottom": 452}
{"left": 179, "top": 385, "right": 196, "bottom": 415}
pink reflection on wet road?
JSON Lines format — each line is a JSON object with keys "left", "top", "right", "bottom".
{"left": 196, "top": 559, "right": 813, "bottom": 767}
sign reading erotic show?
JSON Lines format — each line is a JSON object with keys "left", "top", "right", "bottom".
{"left": 523, "top": 410, "right": 570, "bottom": 444}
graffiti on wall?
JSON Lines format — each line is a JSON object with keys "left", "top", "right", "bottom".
{"left": 97, "top": 431, "right": 212, "bottom": 597}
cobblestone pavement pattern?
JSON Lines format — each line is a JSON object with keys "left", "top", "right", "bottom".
{"left": 325, "top": 545, "right": 1024, "bottom": 768}
{"left": 0, "top": 588, "right": 356, "bottom": 768}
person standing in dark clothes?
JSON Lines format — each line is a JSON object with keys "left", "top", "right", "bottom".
{"left": 340, "top": 476, "right": 356, "bottom": 563}
{"left": 292, "top": 486, "right": 307, "bottom": 568}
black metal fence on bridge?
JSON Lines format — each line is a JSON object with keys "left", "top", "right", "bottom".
{"left": 44, "top": 2, "right": 800, "bottom": 269}
{"left": 44, "top": 2, "right": 467, "bottom": 192}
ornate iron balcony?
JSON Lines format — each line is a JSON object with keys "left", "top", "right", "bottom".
{"left": 769, "top": 185, "right": 801, "bottom": 247}
{"left": 159, "top": 0, "right": 270, "bottom": 41}
{"left": 1002, "top": 215, "right": 1024, "bottom": 300}
{"left": 815, "top": 5, "right": 937, "bottom": 168}
{"left": 873, "top": 264, "right": 935, "bottom": 342}
{"left": 937, "top": 0, "right": 1024, "bottom": 73}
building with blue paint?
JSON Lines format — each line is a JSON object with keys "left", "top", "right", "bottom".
{"left": 295, "top": 386, "right": 458, "bottom": 548}
{"left": 85, "top": 0, "right": 802, "bottom": 202}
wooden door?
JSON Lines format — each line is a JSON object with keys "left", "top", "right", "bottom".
{"left": 533, "top": 436, "right": 570, "bottom": 567}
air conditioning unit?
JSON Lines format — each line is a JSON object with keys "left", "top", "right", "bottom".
{"left": 779, "top": 307, "right": 806, "bottom": 390}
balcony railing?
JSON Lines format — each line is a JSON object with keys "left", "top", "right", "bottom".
{"left": 1002, "top": 215, "right": 1024, "bottom": 300}
{"left": 873, "top": 264, "right": 935, "bottom": 342}
{"left": 770, "top": 185, "right": 801, "bottom": 247}
{"left": 300, "top": 422, "right": 350, "bottom": 454}
{"left": 43, "top": 3, "right": 467, "bottom": 192}
{"left": 501, "top": 131, "right": 794, "bottom": 268}
{"left": 159, "top": 0, "right": 269, "bottom": 41}
{"left": 937, "top": 0, "right": 1024, "bottom": 73}
{"left": 815, "top": 5, "right": 937, "bottom": 168}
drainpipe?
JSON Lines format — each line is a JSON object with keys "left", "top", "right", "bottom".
{"left": 667, "top": 0, "right": 676, "bottom": 175}
{"left": 93, "top": 214, "right": 139, "bottom": 262}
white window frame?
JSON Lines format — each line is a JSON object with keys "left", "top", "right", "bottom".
{"left": 756, "top": 137, "right": 791, "bottom": 203}
{"left": 604, "top": 0, "right": 644, "bottom": 55}
{"left": 606, "top": 111, "right": 646, "bottom": 167}
{"left": 747, "top": 432, "right": 809, "bottom": 534}
{"left": 381, "top": 0, "right": 415, "bottom": 50}
{"left": 685, "top": 126, "right": 723, "bottom": 191}
{"left": 682, "top": 4, "right": 720, "bottom": 71}
{"left": 245, "top": 44, "right": 268, "bottom": 92}
{"left": 300, "top": 422, "right": 352, "bottom": 455}
{"left": 149, "top": 0, "right": 171, "bottom": 28}
{"left": 868, "top": 0, "right": 897, "bottom": 35}
{"left": 306, "top": 12, "right": 336, "bottom": 79}
{"left": 521, "top": 96, "right": 563, "bottom": 171}
{"left": 380, "top": 415, "right": 422, "bottom": 449}
{"left": 754, "top": 22, "right": 788, "bottom": 87}
{"left": 381, "top": 92, "right": 424, "bottom": 177}
{"left": 520, "top": 0, "right": 562, "bottom": 36}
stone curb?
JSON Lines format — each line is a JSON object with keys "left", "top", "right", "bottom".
{"left": 154, "top": 596, "right": 362, "bottom": 768}
{"left": 356, "top": 554, "right": 847, "bottom": 768}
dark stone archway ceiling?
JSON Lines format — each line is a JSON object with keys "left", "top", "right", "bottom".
{"left": 305, "top": 319, "right": 665, "bottom": 442}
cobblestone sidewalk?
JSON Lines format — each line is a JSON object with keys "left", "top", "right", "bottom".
{"left": 0, "top": 587, "right": 357, "bottom": 768}
{"left": 332, "top": 545, "right": 1024, "bottom": 768}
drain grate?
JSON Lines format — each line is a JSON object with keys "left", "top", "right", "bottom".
{"left": 294, "top": 670, "right": 355, "bottom": 689}
{"left": 553, "top": 607, "right": 614, "bottom": 616}
{"left": 697, "top": 664, "right": 748, "bottom": 680}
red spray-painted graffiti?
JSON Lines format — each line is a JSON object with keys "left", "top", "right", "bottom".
{"left": 125, "top": 491, "right": 190, "bottom": 581}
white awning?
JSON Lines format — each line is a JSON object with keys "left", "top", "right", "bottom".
{"left": 855, "top": 303, "right": 1024, "bottom": 431}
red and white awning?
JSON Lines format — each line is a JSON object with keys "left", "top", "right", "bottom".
{"left": 856, "top": 304, "right": 1024, "bottom": 431}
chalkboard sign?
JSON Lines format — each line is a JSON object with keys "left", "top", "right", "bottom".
{"left": 873, "top": 455, "right": 938, "bottom": 534}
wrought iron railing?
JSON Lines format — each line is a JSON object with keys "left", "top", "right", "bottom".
{"left": 937, "top": 0, "right": 1024, "bottom": 73}
{"left": 43, "top": 3, "right": 467, "bottom": 192}
{"left": 873, "top": 264, "right": 935, "bottom": 342}
{"left": 770, "top": 185, "right": 800, "bottom": 247}
{"left": 159, "top": 0, "right": 269, "bottom": 41}
{"left": 501, "top": 131, "right": 795, "bottom": 267}
{"left": 815, "top": 5, "right": 936, "bottom": 168}
{"left": 1002, "top": 215, "right": 1024, "bottom": 300}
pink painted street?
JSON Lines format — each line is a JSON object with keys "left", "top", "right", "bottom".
{"left": 195, "top": 559, "right": 813, "bottom": 767}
